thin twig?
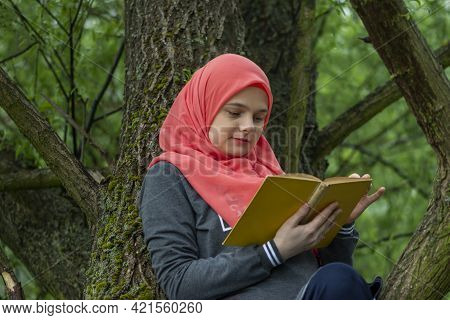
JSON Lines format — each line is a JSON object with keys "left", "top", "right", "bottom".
{"left": 343, "top": 143, "right": 429, "bottom": 199}
{"left": 41, "top": 94, "right": 111, "bottom": 166}
{"left": 93, "top": 106, "right": 123, "bottom": 123}
{"left": 85, "top": 39, "right": 125, "bottom": 134}
{"left": 71, "top": 0, "right": 84, "bottom": 29}
{"left": 35, "top": 0, "right": 69, "bottom": 35}
{"left": 38, "top": 48, "right": 69, "bottom": 100}
{"left": 0, "top": 42, "right": 38, "bottom": 64}
{"left": 356, "top": 231, "right": 414, "bottom": 249}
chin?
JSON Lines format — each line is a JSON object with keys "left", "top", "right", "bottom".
{"left": 225, "top": 147, "right": 252, "bottom": 157}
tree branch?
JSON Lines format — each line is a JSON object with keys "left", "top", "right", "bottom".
{"left": 0, "top": 168, "right": 60, "bottom": 191}
{"left": 314, "top": 42, "right": 450, "bottom": 160}
{"left": 0, "top": 67, "right": 100, "bottom": 229}
{"left": 92, "top": 105, "right": 123, "bottom": 123}
{"left": 0, "top": 42, "right": 38, "bottom": 64}
{"left": 6, "top": 0, "right": 70, "bottom": 78}
{"left": 39, "top": 48, "right": 69, "bottom": 100}
{"left": 0, "top": 248, "right": 24, "bottom": 300}
{"left": 356, "top": 231, "right": 414, "bottom": 249}
{"left": 343, "top": 142, "right": 429, "bottom": 199}
{"left": 35, "top": 0, "right": 69, "bottom": 35}
{"left": 85, "top": 39, "right": 124, "bottom": 135}
{"left": 0, "top": 148, "right": 90, "bottom": 299}
{"left": 42, "top": 94, "right": 111, "bottom": 167}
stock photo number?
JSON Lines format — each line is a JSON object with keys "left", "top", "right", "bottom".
{"left": 131, "top": 301, "right": 203, "bottom": 314}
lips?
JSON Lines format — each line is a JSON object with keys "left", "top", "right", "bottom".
{"left": 233, "top": 138, "right": 249, "bottom": 142}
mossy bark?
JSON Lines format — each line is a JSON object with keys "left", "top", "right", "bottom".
{"left": 239, "top": 0, "right": 326, "bottom": 177}
{"left": 83, "top": 0, "right": 246, "bottom": 299}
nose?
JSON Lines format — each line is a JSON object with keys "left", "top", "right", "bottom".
{"left": 239, "top": 114, "right": 257, "bottom": 132}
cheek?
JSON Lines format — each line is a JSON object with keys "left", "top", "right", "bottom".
{"left": 209, "top": 124, "right": 231, "bottom": 147}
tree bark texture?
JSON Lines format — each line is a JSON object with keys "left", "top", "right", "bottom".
{"left": 0, "top": 149, "right": 90, "bottom": 299}
{"left": 83, "top": 0, "right": 246, "bottom": 299}
{"left": 239, "top": 0, "right": 326, "bottom": 176}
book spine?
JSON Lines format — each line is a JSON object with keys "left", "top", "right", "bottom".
{"left": 304, "top": 182, "right": 327, "bottom": 223}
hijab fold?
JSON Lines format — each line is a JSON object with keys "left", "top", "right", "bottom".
{"left": 148, "top": 53, "right": 285, "bottom": 227}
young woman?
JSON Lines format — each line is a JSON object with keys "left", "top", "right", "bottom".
{"left": 139, "top": 53, "right": 385, "bottom": 300}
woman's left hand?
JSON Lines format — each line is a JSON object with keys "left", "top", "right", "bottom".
{"left": 345, "top": 173, "right": 385, "bottom": 224}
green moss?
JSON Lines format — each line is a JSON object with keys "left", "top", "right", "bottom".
{"left": 156, "top": 76, "right": 169, "bottom": 90}
{"left": 101, "top": 242, "right": 114, "bottom": 250}
{"left": 128, "top": 175, "right": 140, "bottom": 182}
{"left": 119, "top": 292, "right": 134, "bottom": 299}
{"left": 108, "top": 179, "right": 118, "bottom": 191}
{"left": 182, "top": 68, "right": 194, "bottom": 83}
{"left": 95, "top": 281, "right": 108, "bottom": 293}
{"left": 137, "top": 291, "right": 152, "bottom": 300}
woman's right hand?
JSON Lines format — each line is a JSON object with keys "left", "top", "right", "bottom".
{"left": 273, "top": 202, "right": 342, "bottom": 261}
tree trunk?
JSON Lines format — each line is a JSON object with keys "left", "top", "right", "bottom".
{"left": 239, "top": 0, "right": 326, "bottom": 177}
{"left": 83, "top": 0, "right": 246, "bottom": 299}
{"left": 351, "top": 0, "right": 450, "bottom": 299}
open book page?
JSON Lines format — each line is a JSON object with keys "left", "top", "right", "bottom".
{"left": 324, "top": 176, "right": 372, "bottom": 184}
{"left": 279, "top": 173, "right": 322, "bottom": 182}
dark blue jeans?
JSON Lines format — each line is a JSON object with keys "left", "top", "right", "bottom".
{"left": 296, "top": 262, "right": 383, "bottom": 300}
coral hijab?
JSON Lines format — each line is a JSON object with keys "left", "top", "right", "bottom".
{"left": 148, "top": 53, "right": 285, "bottom": 227}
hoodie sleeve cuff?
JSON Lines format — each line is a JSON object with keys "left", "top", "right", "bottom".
{"left": 257, "top": 240, "right": 284, "bottom": 269}
{"left": 338, "top": 221, "right": 355, "bottom": 235}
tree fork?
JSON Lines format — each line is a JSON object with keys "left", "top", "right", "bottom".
{"left": 0, "top": 68, "right": 101, "bottom": 228}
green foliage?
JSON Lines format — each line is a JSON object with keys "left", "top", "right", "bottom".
{"left": 0, "top": 0, "right": 448, "bottom": 299}
{"left": 0, "top": 0, "right": 124, "bottom": 170}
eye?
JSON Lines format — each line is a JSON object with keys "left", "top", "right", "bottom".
{"left": 254, "top": 117, "right": 264, "bottom": 122}
{"left": 227, "top": 111, "right": 240, "bottom": 117}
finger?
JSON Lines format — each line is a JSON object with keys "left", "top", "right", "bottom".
{"left": 366, "top": 187, "right": 385, "bottom": 203}
{"left": 288, "top": 203, "right": 312, "bottom": 226}
{"left": 348, "top": 173, "right": 360, "bottom": 178}
{"left": 307, "top": 202, "right": 339, "bottom": 230}
{"left": 315, "top": 208, "right": 342, "bottom": 240}
{"left": 362, "top": 174, "right": 370, "bottom": 179}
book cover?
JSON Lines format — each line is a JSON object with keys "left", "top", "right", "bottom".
{"left": 222, "top": 174, "right": 372, "bottom": 248}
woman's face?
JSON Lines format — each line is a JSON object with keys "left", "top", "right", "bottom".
{"left": 208, "top": 86, "right": 269, "bottom": 157}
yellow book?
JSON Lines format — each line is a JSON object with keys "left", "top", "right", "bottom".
{"left": 222, "top": 173, "right": 372, "bottom": 248}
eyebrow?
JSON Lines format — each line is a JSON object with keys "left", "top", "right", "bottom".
{"left": 225, "top": 102, "right": 268, "bottom": 113}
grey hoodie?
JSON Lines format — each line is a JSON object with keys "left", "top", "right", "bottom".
{"left": 138, "top": 160, "right": 359, "bottom": 299}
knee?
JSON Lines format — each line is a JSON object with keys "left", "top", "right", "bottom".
{"left": 318, "top": 262, "right": 358, "bottom": 278}
{"left": 312, "top": 262, "right": 363, "bottom": 295}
